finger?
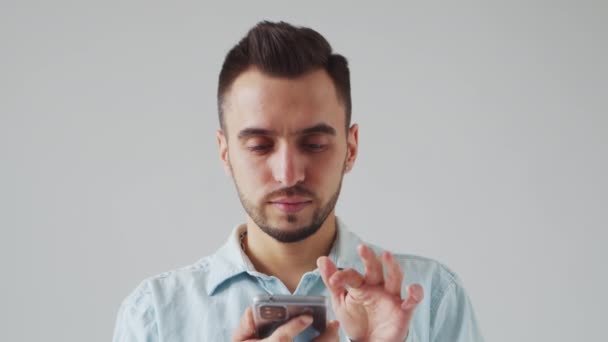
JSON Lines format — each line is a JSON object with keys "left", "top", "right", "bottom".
{"left": 265, "top": 315, "right": 313, "bottom": 341}
{"left": 311, "top": 320, "right": 340, "bottom": 342}
{"left": 329, "top": 268, "right": 365, "bottom": 289}
{"left": 382, "top": 251, "right": 404, "bottom": 296}
{"left": 358, "top": 244, "right": 384, "bottom": 285}
{"left": 232, "top": 307, "right": 256, "bottom": 342}
{"left": 401, "top": 284, "right": 424, "bottom": 312}
{"left": 317, "top": 257, "right": 346, "bottom": 302}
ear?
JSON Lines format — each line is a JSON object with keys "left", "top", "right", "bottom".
{"left": 216, "top": 129, "right": 232, "bottom": 177}
{"left": 344, "top": 123, "right": 359, "bottom": 174}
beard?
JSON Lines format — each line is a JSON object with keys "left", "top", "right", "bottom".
{"left": 232, "top": 171, "right": 344, "bottom": 243}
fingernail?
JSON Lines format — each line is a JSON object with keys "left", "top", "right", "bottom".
{"left": 300, "top": 316, "right": 313, "bottom": 325}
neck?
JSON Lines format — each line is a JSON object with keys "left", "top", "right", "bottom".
{"left": 243, "top": 214, "right": 337, "bottom": 293}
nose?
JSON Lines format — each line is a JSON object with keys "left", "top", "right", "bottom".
{"left": 270, "top": 143, "right": 305, "bottom": 187}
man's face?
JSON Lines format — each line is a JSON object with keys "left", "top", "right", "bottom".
{"left": 217, "top": 67, "right": 358, "bottom": 243}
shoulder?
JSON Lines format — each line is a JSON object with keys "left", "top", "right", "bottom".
{"left": 113, "top": 258, "right": 216, "bottom": 340}
{"left": 120, "top": 256, "right": 214, "bottom": 310}
{"left": 394, "top": 252, "right": 460, "bottom": 288}
{"left": 365, "top": 243, "right": 465, "bottom": 310}
{"left": 378, "top": 252, "right": 484, "bottom": 341}
{"left": 366, "top": 243, "right": 459, "bottom": 285}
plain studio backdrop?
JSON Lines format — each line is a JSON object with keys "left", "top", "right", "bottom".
{"left": 1, "top": 1, "right": 606, "bottom": 341}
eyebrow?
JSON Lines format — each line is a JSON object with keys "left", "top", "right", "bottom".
{"left": 237, "top": 123, "right": 337, "bottom": 139}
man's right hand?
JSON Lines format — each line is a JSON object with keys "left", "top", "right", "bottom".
{"left": 232, "top": 307, "right": 340, "bottom": 342}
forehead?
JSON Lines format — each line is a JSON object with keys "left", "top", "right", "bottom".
{"left": 223, "top": 67, "right": 346, "bottom": 136}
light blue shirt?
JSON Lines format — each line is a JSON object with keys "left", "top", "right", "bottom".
{"left": 113, "top": 218, "right": 484, "bottom": 341}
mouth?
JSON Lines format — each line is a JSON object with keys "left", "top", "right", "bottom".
{"left": 268, "top": 200, "right": 312, "bottom": 213}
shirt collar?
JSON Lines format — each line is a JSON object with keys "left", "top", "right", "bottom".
{"left": 204, "top": 217, "right": 366, "bottom": 295}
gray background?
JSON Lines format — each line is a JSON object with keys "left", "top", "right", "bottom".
{"left": 1, "top": 1, "right": 607, "bottom": 341}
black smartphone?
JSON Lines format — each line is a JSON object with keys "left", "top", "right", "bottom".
{"left": 251, "top": 294, "right": 327, "bottom": 338}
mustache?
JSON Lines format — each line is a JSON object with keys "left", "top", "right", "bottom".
{"left": 264, "top": 185, "right": 316, "bottom": 201}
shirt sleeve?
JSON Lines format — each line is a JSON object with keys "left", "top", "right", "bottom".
{"left": 430, "top": 280, "right": 484, "bottom": 342}
{"left": 112, "top": 280, "right": 159, "bottom": 342}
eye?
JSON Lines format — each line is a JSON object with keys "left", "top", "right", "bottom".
{"left": 248, "top": 145, "right": 272, "bottom": 153}
{"left": 304, "top": 143, "right": 325, "bottom": 151}
{"left": 301, "top": 138, "right": 328, "bottom": 152}
{"left": 245, "top": 137, "right": 274, "bottom": 154}
{"left": 300, "top": 135, "right": 329, "bottom": 152}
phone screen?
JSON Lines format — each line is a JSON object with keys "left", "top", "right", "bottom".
{"left": 251, "top": 294, "right": 327, "bottom": 338}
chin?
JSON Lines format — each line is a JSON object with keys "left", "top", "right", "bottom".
{"left": 269, "top": 214, "right": 310, "bottom": 226}
{"left": 259, "top": 223, "right": 322, "bottom": 243}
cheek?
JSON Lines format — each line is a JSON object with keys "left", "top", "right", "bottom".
{"left": 309, "top": 155, "right": 345, "bottom": 193}
{"left": 230, "top": 152, "right": 272, "bottom": 194}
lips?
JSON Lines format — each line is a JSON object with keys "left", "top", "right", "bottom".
{"left": 268, "top": 199, "right": 312, "bottom": 213}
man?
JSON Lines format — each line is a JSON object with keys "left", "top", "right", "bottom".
{"left": 113, "top": 21, "right": 484, "bottom": 342}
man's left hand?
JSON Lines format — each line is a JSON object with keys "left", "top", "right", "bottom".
{"left": 317, "top": 244, "right": 424, "bottom": 342}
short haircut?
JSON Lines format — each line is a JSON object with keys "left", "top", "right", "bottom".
{"left": 217, "top": 21, "right": 351, "bottom": 131}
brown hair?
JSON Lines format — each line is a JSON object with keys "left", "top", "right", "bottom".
{"left": 217, "top": 21, "right": 351, "bottom": 131}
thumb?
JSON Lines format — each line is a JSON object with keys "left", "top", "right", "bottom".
{"left": 401, "top": 284, "right": 424, "bottom": 311}
{"left": 265, "top": 315, "right": 313, "bottom": 341}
